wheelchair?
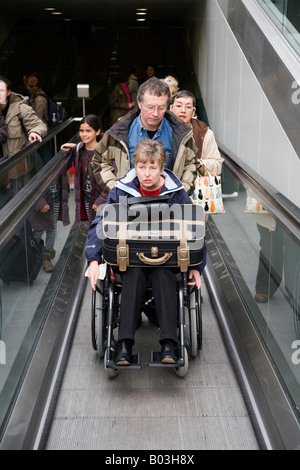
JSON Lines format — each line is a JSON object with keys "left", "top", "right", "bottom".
{"left": 90, "top": 197, "right": 205, "bottom": 378}
{"left": 91, "top": 264, "right": 202, "bottom": 378}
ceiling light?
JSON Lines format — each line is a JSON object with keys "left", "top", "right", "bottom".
{"left": 136, "top": 18, "right": 146, "bottom": 22}
{"left": 44, "top": 7, "right": 55, "bottom": 11}
{"left": 136, "top": 8, "right": 148, "bottom": 11}
{"left": 52, "top": 11, "right": 62, "bottom": 15}
{"left": 136, "top": 12, "right": 147, "bottom": 15}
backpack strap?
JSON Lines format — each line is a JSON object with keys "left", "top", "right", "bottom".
{"left": 76, "top": 141, "right": 84, "bottom": 153}
{"left": 35, "top": 92, "right": 48, "bottom": 100}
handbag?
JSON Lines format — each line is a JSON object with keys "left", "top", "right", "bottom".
{"left": 191, "top": 171, "right": 225, "bottom": 214}
{"left": 244, "top": 192, "right": 267, "bottom": 214}
{"left": 244, "top": 191, "right": 276, "bottom": 231}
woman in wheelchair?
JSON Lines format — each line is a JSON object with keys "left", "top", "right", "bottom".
{"left": 86, "top": 139, "right": 206, "bottom": 366}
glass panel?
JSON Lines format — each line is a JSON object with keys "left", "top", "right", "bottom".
{"left": 0, "top": 169, "right": 76, "bottom": 434}
{"left": 0, "top": 149, "right": 38, "bottom": 206}
{"left": 256, "top": 0, "right": 300, "bottom": 55}
{"left": 0, "top": 122, "right": 78, "bottom": 212}
{"left": 209, "top": 165, "right": 300, "bottom": 417}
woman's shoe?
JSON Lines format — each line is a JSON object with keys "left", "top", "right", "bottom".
{"left": 255, "top": 293, "right": 269, "bottom": 303}
{"left": 114, "top": 339, "right": 132, "bottom": 366}
{"left": 160, "top": 340, "right": 177, "bottom": 364}
{"left": 43, "top": 258, "right": 55, "bottom": 272}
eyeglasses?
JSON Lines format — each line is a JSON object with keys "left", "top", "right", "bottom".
{"left": 141, "top": 102, "right": 167, "bottom": 113}
{"left": 172, "top": 103, "right": 195, "bottom": 112}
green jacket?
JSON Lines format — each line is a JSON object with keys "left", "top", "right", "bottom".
{"left": 3, "top": 92, "right": 47, "bottom": 178}
{"left": 92, "top": 108, "right": 198, "bottom": 195}
{"left": 109, "top": 83, "right": 130, "bottom": 126}
{"left": 128, "top": 74, "right": 139, "bottom": 103}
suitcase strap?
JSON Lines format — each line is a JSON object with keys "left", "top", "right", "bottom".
{"left": 116, "top": 240, "right": 190, "bottom": 272}
{"left": 115, "top": 218, "right": 192, "bottom": 272}
{"left": 117, "top": 240, "right": 129, "bottom": 271}
{"left": 177, "top": 241, "right": 190, "bottom": 272}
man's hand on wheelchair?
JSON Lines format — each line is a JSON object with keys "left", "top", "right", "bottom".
{"left": 88, "top": 260, "right": 100, "bottom": 291}
{"left": 188, "top": 269, "right": 201, "bottom": 289}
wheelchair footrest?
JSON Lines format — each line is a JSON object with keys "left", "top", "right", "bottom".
{"left": 148, "top": 350, "right": 184, "bottom": 368}
{"left": 106, "top": 352, "right": 142, "bottom": 370}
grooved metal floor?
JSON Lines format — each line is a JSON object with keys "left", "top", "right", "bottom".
{"left": 45, "top": 278, "right": 260, "bottom": 450}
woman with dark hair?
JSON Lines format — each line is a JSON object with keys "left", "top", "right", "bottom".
{"left": 170, "top": 90, "right": 223, "bottom": 176}
{"left": 145, "top": 63, "right": 157, "bottom": 80}
{"left": 61, "top": 114, "right": 106, "bottom": 224}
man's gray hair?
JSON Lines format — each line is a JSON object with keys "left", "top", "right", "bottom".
{"left": 137, "top": 77, "right": 171, "bottom": 105}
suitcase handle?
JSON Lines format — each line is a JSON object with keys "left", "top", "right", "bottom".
{"left": 137, "top": 252, "right": 172, "bottom": 265}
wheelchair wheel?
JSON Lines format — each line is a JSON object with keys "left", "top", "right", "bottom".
{"left": 175, "top": 347, "right": 188, "bottom": 378}
{"left": 91, "top": 279, "right": 106, "bottom": 357}
{"left": 104, "top": 349, "right": 118, "bottom": 378}
{"left": 188, "top": 287, "right": 202, "bottom": 357}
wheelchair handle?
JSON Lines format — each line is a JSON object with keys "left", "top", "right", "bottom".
{"left": 137, "top": 252, "right": 172, "bottom": 265}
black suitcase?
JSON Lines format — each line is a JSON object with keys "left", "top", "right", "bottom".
{"left": 0, "top": 219, "right": 43, "bottom": 284}
{"left": 102, "top": 199, "right": 205, "bottom": 272}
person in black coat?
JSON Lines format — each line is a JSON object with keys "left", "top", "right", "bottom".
{"left": 0, "top": 109, "right": 8, "bottom": 191}
{"left": 0, "top": 110, "right": 7, "bottom": 150}
{"left": 28, "top": 189, "right": 56, "bottom": 272}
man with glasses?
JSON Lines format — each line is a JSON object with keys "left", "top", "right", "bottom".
{"left": 92, "top": 77, "right": 198, "bottom": 195}
{"left": 170, "top": 90, "right": 223, "bottom": 176}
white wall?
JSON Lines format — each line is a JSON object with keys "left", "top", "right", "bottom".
{"left": 188, "top": 0, "right": 300, "bottom": 208}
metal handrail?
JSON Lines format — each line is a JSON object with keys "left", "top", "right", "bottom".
{"left": 0, "top": 119, "right": 79, "bottom": 251}
{"left": 0, "top": 117, "right": 74, "bottom": 174}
